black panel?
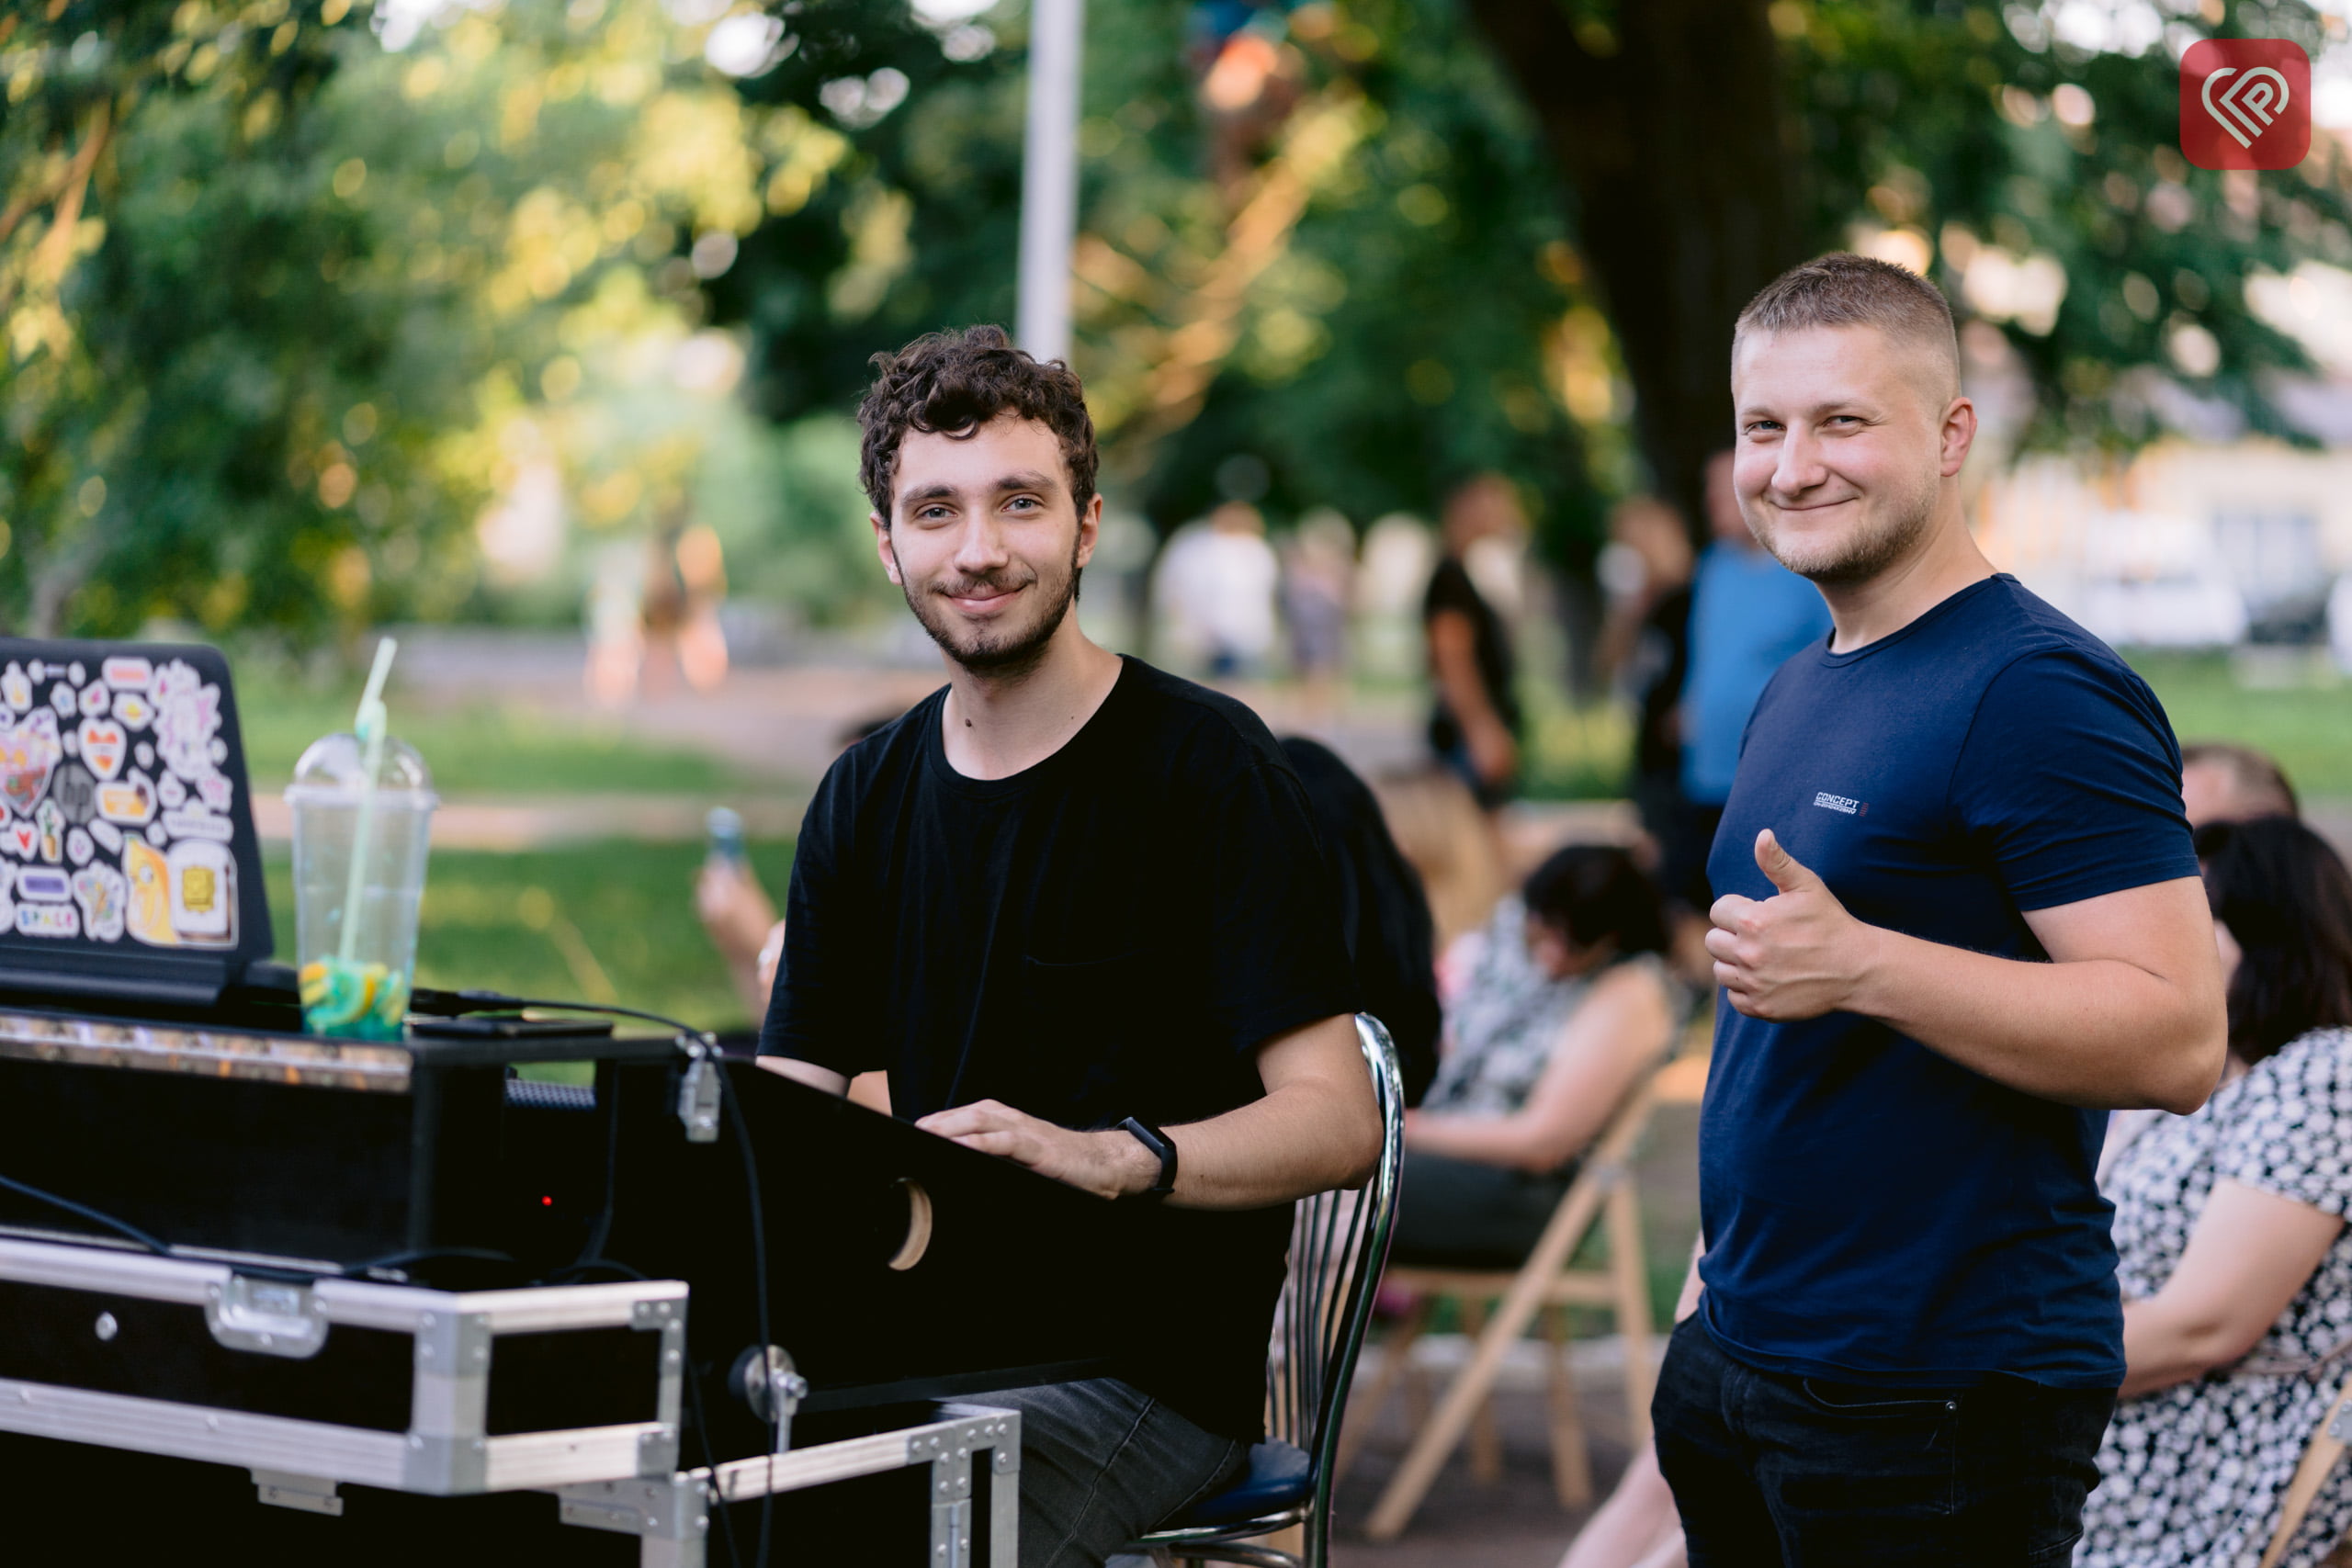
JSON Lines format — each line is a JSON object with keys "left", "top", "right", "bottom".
{"left": 484, "top": 1326, "right": 661, "bottom": 1435}
{"left": 0, "top": 1280, "right": 413, "bottom": 1430}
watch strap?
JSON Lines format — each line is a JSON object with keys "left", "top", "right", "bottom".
{"left": 1118, "top": 1117, "right": 1178, "bottom": 1200}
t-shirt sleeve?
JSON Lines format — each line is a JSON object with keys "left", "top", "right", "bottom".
{"left": 1204, "top": 760, "right": 1363, "bottom": 1058}
{"left": 757, "top": 762, "right": 879, "bottom": 1077}
{"left": 2218, "top": 1031, "right": 2352, "bottom": 1216}
{"left": 1948, "top": 649, "right": 2199, "bottom": 913}
{"left": 1422, "top": 559, "right": 1476, "bottom": 624}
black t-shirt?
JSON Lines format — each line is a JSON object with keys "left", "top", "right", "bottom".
{"left": 1278, "top": 737, "right": 1441, "bottom": 1106}
{"left": 1422, "top": 556, "right": 1521, "bottom": 752}
{"left": 761, "top": 657, "right": 1361, "bottom": 1439}
{"left": 1630, "top": 583, "right": 1693, "bottom": 777}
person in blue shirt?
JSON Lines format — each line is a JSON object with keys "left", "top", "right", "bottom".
{"left": 1652, "top": 254, "right": 2229, "bottom": 1564}
{"left": 1658, "top": 450, "right": 1834, "bottom": 962}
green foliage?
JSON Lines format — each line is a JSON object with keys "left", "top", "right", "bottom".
{"left": 709, "top": 0, "right": 1615, "bottom": 562}
{"left": 1781, "top": 0, "right": 2352, "bottom": 450}
{"left": 4, "top": 0, "right": 882, "bottom": 643}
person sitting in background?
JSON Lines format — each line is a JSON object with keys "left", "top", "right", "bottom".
{"left": 1391, "top": 845, "right": 1679, "bottom": 1268}
{"left": 1281, "top": 737, "right": 1443, "bottom": 1106}
{"left": 1373, "top": 765, "right": 1511, "bottom": 952}
{"left": 2077, "top": 816, "right": 2352, "bottom": 1568}
{"left": 2181, "top": 740, "right": 2298, "bottom": 829}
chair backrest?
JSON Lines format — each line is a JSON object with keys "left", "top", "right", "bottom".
{"left": 1267, "top": 1015, "right": 1406, "bottom": 1490}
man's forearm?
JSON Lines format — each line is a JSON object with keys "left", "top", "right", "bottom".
{"left": 1845, "top": 926, "right": 2222, "bottom": 1111}
{"left": 1163, "top": 1073, "right": 1381, "bottom": 1209}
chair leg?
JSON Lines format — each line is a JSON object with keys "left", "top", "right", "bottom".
{"left": 1542, "top": 1303, "right": 1594, "bottom": 1509}
{"left": 1333, "top": 1294, "right": 1430, "bottom": 1483}
{"left": 1608, "top": 1179, "right": 1657, "bottom": 1443}
{"left": 1458, "top": 1297, "right": 1503, "bottom": 1485}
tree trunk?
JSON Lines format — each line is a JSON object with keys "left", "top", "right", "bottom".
{"left": 1460, "top": 0, "right": 1803, "bottom": 538}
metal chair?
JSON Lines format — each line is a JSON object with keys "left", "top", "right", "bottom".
{"left": 1124, "top": 1014, "right": 1407, "bottom": 1568}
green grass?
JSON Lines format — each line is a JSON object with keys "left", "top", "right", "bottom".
{"left": 2130, "top": 653, "right": 2352, "bottom": 798}
{"left": 234, "top": 679, "right": 753, "bottom": 796}
{"left": 263, "top": 838, "right": 797, "bottom": 1036}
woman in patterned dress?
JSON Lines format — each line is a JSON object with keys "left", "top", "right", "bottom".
{"left": 2081, "top": 816, "right": 2352, "bottom": 1568}
{"left": 1388, "top": 843, "right": 1679, "bottom": 1268}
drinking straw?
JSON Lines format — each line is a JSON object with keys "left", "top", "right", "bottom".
{"left": 336, "top": 637, "right": 399, "bottom": 965}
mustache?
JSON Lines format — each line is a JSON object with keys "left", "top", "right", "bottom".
{"left": 930, "top": 570, "right": 1035, "bottom": 597}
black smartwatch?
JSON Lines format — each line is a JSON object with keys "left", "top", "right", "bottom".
{"left": 1117, "top": 1117, "right": 1178, "bottom": 1201}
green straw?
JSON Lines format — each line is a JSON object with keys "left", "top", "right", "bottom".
{"left": 336, "top": 637, "right": 399, "bottom": 965}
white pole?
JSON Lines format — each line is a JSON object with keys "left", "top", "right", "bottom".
{"left": 1016, "top": 0, "right": 1082, "bottom": 363}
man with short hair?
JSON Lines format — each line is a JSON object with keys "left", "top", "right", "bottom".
{"left": 2180, "top": 739, "right": 2299, "bottom": 829}
{"left": 1655, "top": 254, "right": 2229, "bottom": 1562}
{"left": 758, "top": 325, "right": 1380, "bottom": 1568}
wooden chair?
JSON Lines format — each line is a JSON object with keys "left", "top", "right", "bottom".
{"left": 1347, "top": 1065, "right": 1667, "bottom": 1543}
{"left": 2259, "top": 1365, "right": 2352, "bottom": 1568}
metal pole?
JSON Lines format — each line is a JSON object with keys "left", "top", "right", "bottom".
{"left": 1015, "top": 0, "right": 1082, "bottom": 363}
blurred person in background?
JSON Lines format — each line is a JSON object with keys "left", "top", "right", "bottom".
{"left": 1373, "top": 765, "right": 1511, "bottom": 952}
{"left": 1282, "top": 737, "right": 1442, "bottom": 1105}
{"left": 1390, "top": 844, "right": 1679, "bottom": 1268}
{"left": 1283, "top": 509, "right": 1356, "bottom": 721}
{"left": 1661, "top": 450, "right": 1830, "bottom": 969}
{"left": 2077, "top": 816, "right": 2352, "bottom": 1568}
{"left": 1151, "top": 499, "right": 1281, "bottom": 678}
{"left": 1424, "top": 474, "right": 1526, "bottom": 811}
{"left": 2180, "top": 740, "right": 2298, "bottom": 829}
{"left": 1594, "top": 495, "right": 1698, "bottom": 879}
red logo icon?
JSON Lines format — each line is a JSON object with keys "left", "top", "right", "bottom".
{"left": 2180, "top": 39, "right": 2311, "bottom": 170}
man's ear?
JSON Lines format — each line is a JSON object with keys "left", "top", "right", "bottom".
{"left": 872, "top": 512, "right": 903, "bottom": 585}
{"left": 1939, "top": 395, "right": 1978, "bottom": 479}
{"left": 1073, "top": 493, "right": 1104, "bottom": 570}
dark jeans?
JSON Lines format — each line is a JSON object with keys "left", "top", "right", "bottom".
{"left": 982, "top": 1378, "right": 1245, "bottom": 1568}
{"left": 1652, "top": 1316, "right": 2116, "bottom": 1567}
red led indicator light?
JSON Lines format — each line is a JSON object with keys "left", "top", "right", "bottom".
{"left": 541, "top": 1195, "right": 554, "bottom": 1207}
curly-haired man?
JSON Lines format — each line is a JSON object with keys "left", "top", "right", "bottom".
{"left": 758, "top": 325, "right": 1378, "bottom": 1567}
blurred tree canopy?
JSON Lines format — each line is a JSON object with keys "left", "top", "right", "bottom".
{"left": 4, "top": 0, "right": 2350, "bottom": 644}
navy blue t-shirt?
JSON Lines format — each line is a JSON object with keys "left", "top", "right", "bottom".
{"left": 1697, "top": 574, "right": 2198, "bottom": 1390}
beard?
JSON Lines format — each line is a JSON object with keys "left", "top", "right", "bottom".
{"left": 901, "top": 537, "right": 1084, "bottom": 677}
{"left": 1750, "top": 464, "right": 1940, "bottom": 587}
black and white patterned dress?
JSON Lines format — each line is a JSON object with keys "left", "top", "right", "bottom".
{"left": 2080, "top": 1028, "right": 2352, "bottom": 1568}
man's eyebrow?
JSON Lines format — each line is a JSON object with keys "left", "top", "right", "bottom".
{"left": 900, "top": 481, "right": 959, "bottom": 507}
{"left": 992, "top": 469, "right": 1057, "bottom": 492}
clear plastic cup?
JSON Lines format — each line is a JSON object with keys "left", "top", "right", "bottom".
{"left": 285, "top": 733, "right": 437, "bottom": 1040}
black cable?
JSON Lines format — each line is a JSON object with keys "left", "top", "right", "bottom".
{"left": 717, "top": 1058, "right": 778, "bottom": 1568}
{"left": 0, "top": 1173, "right": 171, "bottom": 1255}
{"left": 487, "top": 993, "right": 775, "bottom": 1565}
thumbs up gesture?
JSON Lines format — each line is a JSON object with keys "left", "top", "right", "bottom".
{"left": 1705, "top": 829, "right": 1865, "bottom": 1021}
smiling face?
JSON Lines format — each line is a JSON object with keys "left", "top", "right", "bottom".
{"left": 1730, "top": 323, "right": 1973, "bottom": 587}
{"left": 874, "top": 412, "right": 1101, "bottom": 675}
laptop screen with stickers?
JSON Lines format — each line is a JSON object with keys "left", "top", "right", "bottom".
{"left": 0, "top": 639, "right": 274, "bottom": 1008}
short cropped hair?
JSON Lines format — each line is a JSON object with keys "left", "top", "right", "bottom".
{"left": 2182, "top": 740, "right": 2301, "bottom": 819}
{"left": 1734, "top": 253, "right": 1961, "bottom": 396}
{"left": 856, "top": 325, "right": 1099, "bottom": 521}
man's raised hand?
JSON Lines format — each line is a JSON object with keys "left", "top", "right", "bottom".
{"left": 1705, "top": 829, "right": 1874, "bottom": 1021}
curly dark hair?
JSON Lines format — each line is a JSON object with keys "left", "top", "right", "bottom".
{"left": 855, "top": 325, "right": 1099, "bottom": 523}
{"left": 2199, "top": 816, "right": 2352, "bottom": 1066}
